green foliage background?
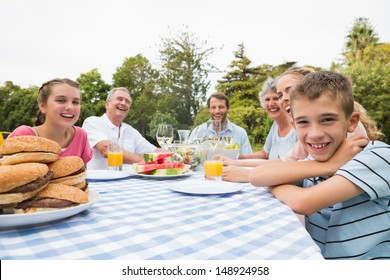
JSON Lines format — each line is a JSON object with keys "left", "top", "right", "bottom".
{"left": 1, "top": 18, "right": 389, "bottom": 146}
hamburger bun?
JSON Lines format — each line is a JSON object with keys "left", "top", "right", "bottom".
{"left": 48, "top": 156, "right": 86, "bottom": 186}
{"left": 0, "top": 163, "right": 53, "bottom": 207}
{"left": 0, "top": 136, "right": 61, "bottom": 165}
{"left": 15, "top": 183, "right": 89, "bottom": 213}
{"left": 73, "top": 180, "right": 89, "bottom": 193}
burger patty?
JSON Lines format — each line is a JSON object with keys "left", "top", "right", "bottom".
{"left": 5, "top": 171, "right": 53, "bottom": 194}
{"left": 54, "top": 166, "right": 86, "bottom": 180}
{"left": 16, "top": 198, "right": 78, "bottom": 209}
{"left": 0, "top": 206, "right": 16, "bottom": 214}
{"left": 0, "top": 203, "right": 18, "bottom": 214}
{"left": 81, "top": 182, "right": 88, "bottom": 191}
{"left": 68, "top": 166, "right": 86, "bottom": 177}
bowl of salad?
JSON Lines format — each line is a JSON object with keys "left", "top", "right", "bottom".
{"left": 224, "top": 143, "right": 241, "bottom": 160}
{"left": 164, "top": 144, "right": 205, "bottom": 171}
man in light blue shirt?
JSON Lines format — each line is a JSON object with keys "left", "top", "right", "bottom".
{"left": 189, "top": 92, "right": 252, "bottom": 155}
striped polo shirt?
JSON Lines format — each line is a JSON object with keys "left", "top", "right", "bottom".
{"left": 303, "top": 141, "right": 390, "bottom": 259}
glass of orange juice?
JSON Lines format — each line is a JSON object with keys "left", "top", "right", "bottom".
{"left": 108, "top": 137, "right": 123, "bottom": 171}
{"left": 204, "top": 138, "right": 223, "bottom": 180}
{"left": 204, "top": 160, "right": 223, "bottom": 180}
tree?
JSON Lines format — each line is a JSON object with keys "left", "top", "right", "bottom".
{"left": 158, "top": 29, "right": 216, "bottom": 128}
{"left": 0, "top": 83, "right": 38, "bottom": 131}
{"left": 216, "top": 43, "right": 260, "bottom": 107}
{"left": 77, "top": 68, "right": 111, "bottom": 126}
{"left": 214, "top": 44, "right": 264, "bottom": 146}
{"left": 0, "top": 81, "right": 19, "bottom": 128}
{"left": 340, "top": 18, "right": 390, "bottom": 143}
{"left": 345, "top": 17, "right": 379, "bottom": 64}
{"left": 362, "top": 43, "right": 390, "bottom": 65}
{"left": 112, "top": 54, "right": 160, "bottom": 137}
{"left": 342, "top": 61, "right": 390, "bottom": 142}
{"left": 215, "top": 44, "right": 292, "bottom": 147}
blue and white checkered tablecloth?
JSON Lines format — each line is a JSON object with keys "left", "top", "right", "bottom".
{"left": 0, "top": 172, "right": 323, "bottom": 260}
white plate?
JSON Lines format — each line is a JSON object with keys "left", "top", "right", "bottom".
{"left": 237, "top": 159, "right": 266, "bottom": 162}
{"left": 127, "top": 167, "right": 193, "bottom": 179}
{"left": 86, "top": 170, "right": 131, "bottom": 181}
{"left": 0, "top": 190, "right": 99, "bottom": 228}
{"left": 169, "top": 179, "right": 244, "bottom": 194}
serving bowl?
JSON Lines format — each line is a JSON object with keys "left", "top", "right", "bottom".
{"left": 164, "top": 144, "right": 205, "bottom": 171}
{"left": 223, "top": 148, "right": 240, "bottom": 160}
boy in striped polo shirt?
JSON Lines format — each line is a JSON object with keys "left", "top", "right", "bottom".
{"left": 249, "top": 71, "right": 390, "bottom": 259}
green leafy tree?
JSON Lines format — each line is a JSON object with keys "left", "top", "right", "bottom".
{"left": 362, "top": 43, "right": 390, "bottom": 65}
{"left": 216, "top": 43, "right": 260, "bottom": 107}
{"left": 77, "top": 68, "right": 111, "bottom": 126}
{"left": 0, "top": 83, "right": 38, "bottom": 131}
{"left": 215, "top": 44, "right": 292, "bottom": 147}
{"left": 192, "top": 106, "right": 210, "bottom": 127}
{"left": 345, "top": 17, "right": 379, "bottom": 64}
{"left": 158, "top": 29, "right": 216, "bottom": 128}
{"left": 335, "top": 17, "right": 390, "bottom": 142}
{"left": 215, "top": 43, "right": 263, "bottom": 146}
{"left": 0, "top": 81, "right": 20, "bottom": 128}
{"left": 112, "top": 54, "right": 159, "bottom": 137}
{"left": 342, "top": 61, "right": 390, "bottom": 142}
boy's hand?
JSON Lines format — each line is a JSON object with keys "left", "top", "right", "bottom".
{"left": 222, "top": 166, "right": 250, "bottom": 182}
{"left": 327, "top": 135, "right": 369, "bottom": 172}
{"left": 222, "top": 156, "right": 236, "bottom": 166}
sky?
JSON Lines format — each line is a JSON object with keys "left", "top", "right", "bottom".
{"left": 1, "top": 0, "right": 389, "bottom": 93}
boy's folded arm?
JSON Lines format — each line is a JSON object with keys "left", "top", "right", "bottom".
{"left": 249, "top": 160, "right": 336, "bottom": 187}
{"left": 249, "top": 136, "right": 368, "bottom": 187}
{"left": 268, "top": 175, "right": 364, "bottom": 215}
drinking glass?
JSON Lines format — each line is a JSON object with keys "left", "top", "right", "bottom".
{"left": 156, "top": 124, "right": 174, "bottom": 147}
{"left": 190, "top": 126, "right": 207, "bottom": 144}
{"left": 177, "top": 129, "right": 190, "bottom": 144}
{"left": 206, "top": 119, "right": 222, "bottom": 140}
{"left": 223, "top": 126, "right": 234, "bottom": 147}
{"left": 204, "top": 138, "right": 224, "bottom": 181}
{"left": 189, "top": 119, "right": 221, "bottom": 145}
{"left": 108, "top": 137, "right": 123, "bottom": 171}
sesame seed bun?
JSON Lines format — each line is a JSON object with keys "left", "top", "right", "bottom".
{"left": 73, "top": 180, "right": 89, "bottom": 193}
{"left": 0, "top": 163, "right": 50, "bottom": 193}
{"left": 0, "top": 152, "right": 59, "bottom": 166}
{"left": 14, "top": 183, "right": 89, "bottom": 213}
{"left": 49, "top": 156, "right": 84, "bottom": 178}
{"left": 48, "top": 156, "right": 86, "bottom": 186}
{"left": 37, "top": 184, "right": 89, "bottom": 204}
{"left": 0, "top": 136, "right": 61, "bottom": 165}
{"left": 0, "top": 163, "right": 53, "bottom": 205}
{"left": 0, "top": 136, "right": 62, "bottom": 154}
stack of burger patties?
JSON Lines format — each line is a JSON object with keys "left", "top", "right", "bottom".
{"left": 0, "top": 136, "right": 88, "bottom": 214}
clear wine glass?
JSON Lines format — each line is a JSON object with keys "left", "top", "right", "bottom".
{"left": 177, "top": 129, "right": 190, "bottom": 144}
{"left": 156, "top": 124, "right": 174, "bottom": 147}
{"left": 223, "top": 126, "right": 234, "bottom": 147}
{"left": 190, "top": 126, "right": 207, "bottom": 144}
{"left": 189, "top": 119, "right": 221, "bottom": 144}
{"left": 206, "top": 119, "right": 221, "bottom": 140}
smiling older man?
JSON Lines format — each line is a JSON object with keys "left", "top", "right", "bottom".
{"left": 82, "top": 87, "right": 160, "bottom": 169}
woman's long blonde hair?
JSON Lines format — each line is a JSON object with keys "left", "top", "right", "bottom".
{"left": 354, "top": 101, "right": 384, "bottom": 140}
